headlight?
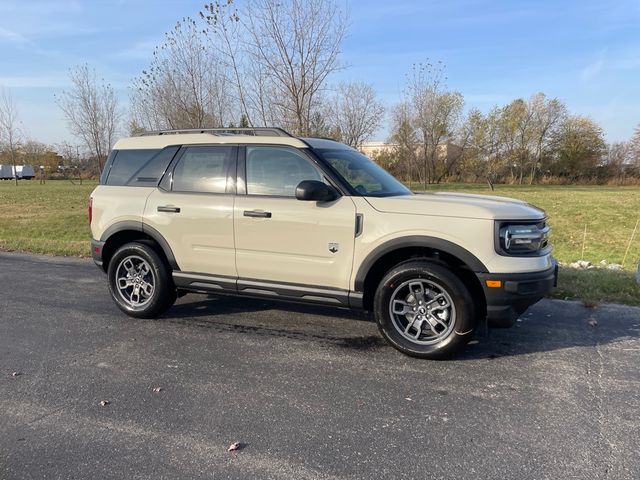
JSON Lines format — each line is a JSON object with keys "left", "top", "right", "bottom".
{"left": 496, "top": 220, "right": 551, "bottom": 256}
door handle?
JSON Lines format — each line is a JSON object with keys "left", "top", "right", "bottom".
{"left": 157, "top": 205, "right": 181, "bottom": 213}
{"left": 243, "top": 210, "right": 272, "bottom": 218}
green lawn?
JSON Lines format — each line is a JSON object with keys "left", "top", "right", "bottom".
{"left": 0, "top": 180, "right": 96, "bottom": 257}
{"left": 1, "top": 180, "right": 639, "bottom": 306}
{"left": 553, "top": 267, "right": 640, "bottom": 307}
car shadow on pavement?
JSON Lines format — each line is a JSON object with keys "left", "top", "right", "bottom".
{"left": 458, "top": 302, "right": 640, "bottom": 360}
{"left": 161, "top": 294, "right": 387, "bottom": 352}
{"left": 162, "top": 295, "right": 640, "bottom": 359}
{"left": 167, "top": 294, "right": 372, "bottom": 322}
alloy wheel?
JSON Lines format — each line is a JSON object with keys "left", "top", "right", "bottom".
{"left": 115, "top": 255, "right": 156, "bottom": 308}
{"left": 388, "top": 279, "right": 456, "bottom": 345}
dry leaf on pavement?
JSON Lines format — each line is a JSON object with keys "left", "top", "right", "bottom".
{"left": 228, "top": 442, "right": 242, "bottom": 456}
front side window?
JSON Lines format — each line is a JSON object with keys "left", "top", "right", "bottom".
{"left": 171, "top": 146, "right": 235, "bottom": 194}
{"left": 246, "top": 146, "right": 322, "bottom": 196}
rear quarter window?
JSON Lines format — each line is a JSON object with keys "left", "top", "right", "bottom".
{"left": 103, "top": 148, "right": 177, "bottom": 186}
{"left": 126, "top": 146, "right": 180, "bottom": 187}
{"left": 99, "top": 150, "right": 117, "bottom": 185}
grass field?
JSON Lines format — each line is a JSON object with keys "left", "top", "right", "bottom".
{"left": 0, "top": 180, "right": 96, "bottom": 257}
{"left": 1, "top": 180, "right": 639, "bottom": 305}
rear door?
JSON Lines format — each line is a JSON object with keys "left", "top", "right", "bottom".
{"left": 143, "top": 145, "right": 237, "bottom": 278}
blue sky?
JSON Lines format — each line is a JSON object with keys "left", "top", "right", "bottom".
{"left": 1, "top": 0, "right": 639, "bottom": 144}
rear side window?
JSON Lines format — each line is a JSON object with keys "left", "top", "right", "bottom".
{"left": 100, "top": 150, "right": 117, "bottom": 184}
{"left": 125, "top": 146, "right": 180, "bottom": 186}
{"left": 104, "top": 149, "right": 160, "bottom": 186}
{"left": 171, "top": 146, "right": 235, "bottom": 194}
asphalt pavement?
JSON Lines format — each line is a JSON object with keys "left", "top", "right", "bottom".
{"left": 1, "top": 251, "right": 639, "bottom": 480}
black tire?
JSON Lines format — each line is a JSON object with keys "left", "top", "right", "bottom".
{"left": 373, "top": 260, "right": 476, "bottom": 359}
{"left": 107, "top": 242, "right": 176, "bottom": 318}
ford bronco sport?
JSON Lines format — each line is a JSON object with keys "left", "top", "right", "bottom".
{"left": 89, "top": 127, "right": 557, "bottom": 359}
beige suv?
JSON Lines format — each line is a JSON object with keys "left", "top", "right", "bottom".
{"left": 89, "top": 128, "right": 557, "bottom": 358}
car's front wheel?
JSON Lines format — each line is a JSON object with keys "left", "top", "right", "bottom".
{"left": 107, "top": 242, "right": 176, "bottom": 318}
{"left": 373, "top": 260, "right": 476, "bottom": 359}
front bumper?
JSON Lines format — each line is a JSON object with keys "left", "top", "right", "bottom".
{"left": 476, "top": 261, "right": 558, "bottom": 327}
{"left": 91, "top": 239, "right": 105, "bottom": 269}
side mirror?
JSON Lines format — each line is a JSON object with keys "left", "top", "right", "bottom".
{"left": 295, "top": 180, "right": 338, "bottom": 202}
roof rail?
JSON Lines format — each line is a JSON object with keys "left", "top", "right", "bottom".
{"left": 137, "top": 127, "right": 294, "bottom": 138}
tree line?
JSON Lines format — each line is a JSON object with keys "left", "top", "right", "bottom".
{"left": 1, "top": 0, "right": 639, "bottom": 186}
{"left": 376, "top": 63, "right": 640, "bottom": 188}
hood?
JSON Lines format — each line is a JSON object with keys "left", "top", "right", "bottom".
{"left": 365, "top": 192, "right": 545, "bottom": 220}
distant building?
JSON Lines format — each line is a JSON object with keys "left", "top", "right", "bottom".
{"left": 359, "top": 141, "right": 394, "bottom": 157}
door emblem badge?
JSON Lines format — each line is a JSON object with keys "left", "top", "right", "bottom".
{"left": 328, "top": 243, "right": 339, "bottom": 254}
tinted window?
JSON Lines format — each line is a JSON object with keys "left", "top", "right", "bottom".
{"left": 126, "top": 146, "right": 180, "bottom": 186}
{"left": 105, "top": 149, "right": 160, "bottom": 186}
{"left": 246, "top": 146, "right": 322, "bottom": 196}
{"left": 317, "top": 148, "right": 412, "bottom": 197}
{"left": 171, "top": 146, "right": 235, "bottom": 194}
{"left": 100, "top": 150, "right": 117, "bottom": 185}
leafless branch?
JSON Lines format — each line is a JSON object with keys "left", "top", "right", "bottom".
{"left": 56, "top": 65, "right": 121, "bottom": 174}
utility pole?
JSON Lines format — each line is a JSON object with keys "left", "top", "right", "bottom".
{"left": 10, "top": 148, "right": 18, "bottom": 186}
{"left": 76, "top": 145, "right": 82, "bottom": 185}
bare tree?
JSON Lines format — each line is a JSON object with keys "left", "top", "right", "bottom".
{"left": 460, "top": 107, "right": 507, "bottom": 190}
{"left": 631, "top": 124, "right": 640, "bottom": 168}
{"left": 200, "top": 2, "right": 283, "bottom": 127}
{"left": 131, "top": 17, "right": 234, "bottom": 131}
{"left": 498, "top": 98, "right": 535, "bottom": 184}
{"left": 330, "top": 82, "right": 384, "bottom": 148}
{"left": 0, "top": 88, "right": 22, "bottom": 186}
{"left": 307, "top": 99, "right": 335, "bottom": 137}
{"left": 56, "top": 65, "right": 120, "bottom": 174}
{"left": 243, "top": 0, "right": 348, "bottom": 135}
{"left": 526, "top": 93, "right": 567, "bottom": 184}
{"left": 389, "top": 102, "right": 418, "bottom": 187}
{"left": 56, "top": 142, "right": 87, "bottom": 184}
{"left": 201, "top": 1, "right": 253, "bottom": 125}
{"left": 604, "top": 141, "right": 632, "bottom": 180}
{"left": 404, "top": 61, "right": 465, "bottom": 186}
{"left": 21, "top": 140, "right": 48, "bottom": 183}
{"left": 132, "top": 1, "right": 347, "bottom": 134}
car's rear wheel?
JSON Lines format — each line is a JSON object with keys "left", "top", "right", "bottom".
{"left": 107, "top": 242, "right": 176, "bottom": 318}
{"left": 373, "top": 260, "right": 476, "bottom": 359}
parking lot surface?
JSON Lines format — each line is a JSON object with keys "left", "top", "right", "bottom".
{"left": 1, "top": 252, "right": 639, "bottom": 479}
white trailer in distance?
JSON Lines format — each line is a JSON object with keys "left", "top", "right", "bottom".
{"left": 0, "top": 164, "right": 36, "bottom": 180}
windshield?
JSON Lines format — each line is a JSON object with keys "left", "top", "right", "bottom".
{"left": 316, "top": 148, "right": 412, "bottom": 197}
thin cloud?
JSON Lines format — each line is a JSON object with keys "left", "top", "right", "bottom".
{"left": 0, "top": 26, "right": 31, "bottom": 45}
{"left": 580, "top": 57, "right": 605, "bottom": 83}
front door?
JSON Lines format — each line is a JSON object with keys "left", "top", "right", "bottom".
{"left": 143, "top": 145, "right": 237, "bottom": 278}
{"left": 234, "top": 145, "right": 357, "bottom": 291}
